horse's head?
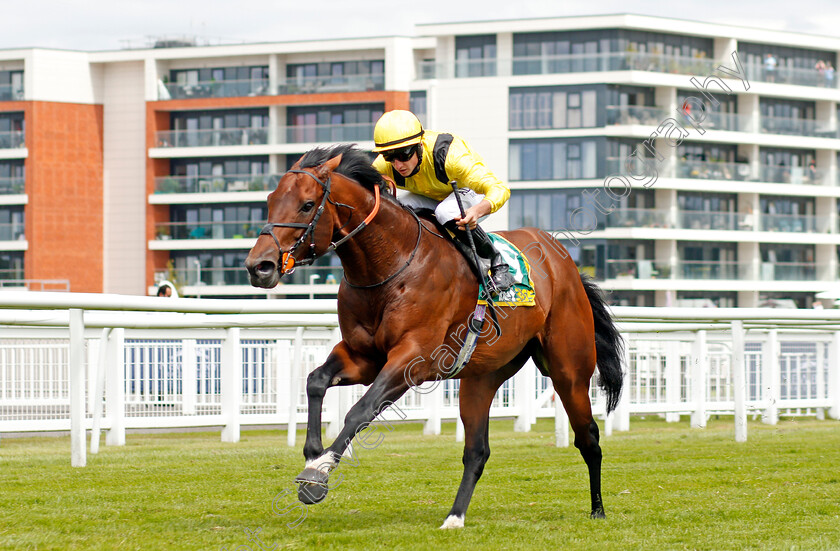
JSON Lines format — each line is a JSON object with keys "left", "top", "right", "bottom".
{"left": 245, "top": 154, "right": 342, "bottom": 288}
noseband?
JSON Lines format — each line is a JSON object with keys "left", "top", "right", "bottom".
{"left": 259, "top": 168, "right": 382, "bottom": 276}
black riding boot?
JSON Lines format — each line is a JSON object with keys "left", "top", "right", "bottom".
{"left": 447, "top": 222, "right": 515, "bottom": 294}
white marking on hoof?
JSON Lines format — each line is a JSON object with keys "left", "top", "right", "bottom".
{"left": 439, "top": 515, "right": 465, "bottom": 529}
{"left": 305, "top": 452, "right": 337, "bottom": 474}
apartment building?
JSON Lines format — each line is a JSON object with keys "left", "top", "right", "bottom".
{"left": 2, "top": 14, "right": 839, "bottom": 306}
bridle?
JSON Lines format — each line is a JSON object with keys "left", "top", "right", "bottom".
{"left": 260, "top": 167, "right": 404, "bottom": 286}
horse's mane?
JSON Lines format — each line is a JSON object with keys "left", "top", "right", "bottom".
{"left": 298, "top": 144, "right": 392, "bottom": 199}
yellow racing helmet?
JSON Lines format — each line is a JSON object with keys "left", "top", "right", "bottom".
{"left": 372, "top": 110, "right": 424, "bottom": 152}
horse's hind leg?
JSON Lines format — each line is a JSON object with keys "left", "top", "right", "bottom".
{"left": 442, "top": 356, "right": 527, "bottom": 529}
{"left": 534, "top": 339, "right": 606, "bottom": 518}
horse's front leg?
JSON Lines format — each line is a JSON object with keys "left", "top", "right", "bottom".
{"left": 296, "top": 345, "right": 420, "bottom": 504}
{"left": 302, "top": 342, "right": 377, "bottom": 464}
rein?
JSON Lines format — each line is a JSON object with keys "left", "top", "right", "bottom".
{"left": 259, "top": 167, "right": 421, "bottom": 288}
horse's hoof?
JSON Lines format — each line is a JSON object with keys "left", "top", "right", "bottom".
{"left": 439, "top": 515, "right": 465, "bottom": 529}
{"left": 590, "top": 508, "right": 606, "bottom": 519}
{"left": 295, "top": 468, "right": 329, "bottom": 504}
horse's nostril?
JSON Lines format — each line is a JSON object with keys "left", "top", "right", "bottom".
{"left": 256, "top": 260, "right": 276, "bottom": 276}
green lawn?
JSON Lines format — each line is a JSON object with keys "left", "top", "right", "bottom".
{"left": 1, "top": 417, "right": 839, "bottom": 551}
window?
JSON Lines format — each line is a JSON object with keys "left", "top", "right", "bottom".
{"left": 510, "top": 139, "right": 601, "bottom": 181}
{"left": 510, "top": 86, "right": 599, "bottom": 130}
{"left": 285, "top": 60, "right": 385, "bottom": 92}
{"left": 0, "top": 251, "right": 23, "bottom": 279}
{"left": 0, "top": 207, "right": 24, "bottom": 240}
{"left": 170, "top": 109, "right": 269, "bottom": 147}
{"left": 0, "top": 112, "right": 24, "bottom": 148}
{"left": 455, "top": 35, "right": 497, "bottom": 77}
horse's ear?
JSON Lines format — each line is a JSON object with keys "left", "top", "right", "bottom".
{"left": 315, "top": 153, "right": 343, "bottom": 179}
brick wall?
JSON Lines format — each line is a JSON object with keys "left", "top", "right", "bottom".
{"left": 26, "top": 102, "right": 104, "bottom": 292}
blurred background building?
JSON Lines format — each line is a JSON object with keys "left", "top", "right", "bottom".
{"left": 1, "top": 14, "right": 839, "bottom": 306}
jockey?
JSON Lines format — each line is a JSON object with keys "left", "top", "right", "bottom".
{"left": 371, "top": 110, "right": 516, "bottom": 293}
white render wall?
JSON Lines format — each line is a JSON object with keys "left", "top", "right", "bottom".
{"left": 101, "top": 61, "right": 147, "bottom": 295}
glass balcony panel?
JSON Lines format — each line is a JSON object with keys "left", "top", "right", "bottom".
{"left": 277, "top": 73, "right": 384, "bottom": 94}
{"left": 605, "top": 105, "right": 668, "bottom": 126}
{"left": 0, "top": 131, "right": 25, "bottom": 149}
{"left": 759, "top": 262, "right": 817, "bottom": 281}
{"left": 155, "top": 220, "right": 262, "bottom": 241}
{"left": 759, "top": 116, "right": 829, "bottom": 137}
{"left": 678, "top": 211, "right": 739, "bottom": 231}
{"left": 0, "top": 177, "right": 25, "bottom": 195}
{"left": 676, "top": 160, "right": 754, "bottom": 181}
{"left": 758, "top": 164, "right": 824, "bottom": 185}
{"left": 154, "top": 174, "right": 274, "bottom": 194}
{"left": 760, "top": 213, "right": 817, "bottom": 233}
{"left": 281, "top": 122, "right": 375, "bottom": 144}
{"left": 155, "top": 128, "right": 268, "bottom": 148}
{"left": 605, "top": 208, "right": 671, "bottom": 228}
{"left": 0, "top": 84, "right": 24, "bottom": 101}
{"left": 677, "top": 260, "right": 739, "bottom": 279}
{"left": 606, "top": 259, "right": 665, "bottom": 279}
{"left": 164, "top": 78, "right": 270, "bottom": 99}
{"left": 744, "top": 62, "right": 838, "bottom": 89}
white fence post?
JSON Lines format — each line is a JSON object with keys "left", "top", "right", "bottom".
{"left": 830, "top": 332, "right": 840, "bottom": 420}
{"left": 105, "top": 328, "right": 125, "bottom": 446}
{"left": 691, "top": 330, "right": 707, "bottom": 429}
{"left": 816, "top": 340, "right": 827, "bottom": 421}
{"left": 665, "top": 340, "right": 681, "bottom": 423}
{"left": 514, "top": 362, "right": 534, "bottom": 432}
{"left": 554, "top": 393, "right": 569, "bottom": 447}
{"left": 287, "top": 327, "right": 304, "bottom": 447}
{"left": 221, "top": 327, "right": 241, "bottom": 443}
{"left": 423, "top": 385, "right": 443, "bottom": 435}
{"left": 731, "top": 320, "right": 747, "bottom": 442}
{"left": 90, "top": 328, "right": 111, "bottom": 454}
{"left": 182, "top": 339, "right": 197, "bottom": 416}
{"left": 613, "top": 335, "right": 631, "bottom": 432}
{"left": 763, "top": 330, "right": 779, "bottom": 425}
{"left": 69, "top": 308, "right": 86, "bottom": 467}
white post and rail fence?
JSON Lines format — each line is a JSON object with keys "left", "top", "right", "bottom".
{"left": 0, "top": 292, "right": 838, "bottom": 466}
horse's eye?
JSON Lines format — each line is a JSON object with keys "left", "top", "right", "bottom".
{"left": 301, "top": 200, "right": 315, "bottom": 213}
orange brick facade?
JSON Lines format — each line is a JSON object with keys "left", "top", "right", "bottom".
{"left": 25, "top": 102, "right": 104, "bottom": 292}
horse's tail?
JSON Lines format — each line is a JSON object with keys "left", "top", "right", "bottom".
{"left": 579, "top": 273, "right": 624, "bottom": 413}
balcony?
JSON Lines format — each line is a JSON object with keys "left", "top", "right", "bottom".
{"left": 154, "top": 220, "right": 261, "bottom": 241}
{"left": 162, "top": 78, "right": 271, "bottom": 100}
{"left": 759, "top": 262, "right": 817, "bottom": 281}
{"left": 0, "top": 177, "right": 25, "bottom": 195}
{"left": 606, "top": 259, "right": 669, "bottom": 279}
{"left": 605, "top": 105, "right": 667, "bottom": 126}
{"left": 605, "top": 208, "right": 671, "bottom": 229}
{"left": 759, "top": 213, "right": 819, "bottom": 233}
{"left": 418, "top": 52, "right": 719, "bottom": 79}
{"left": 758, "top": 164, "right": 825, "bottom": 185}
{"left": 277, "top": 74, "right": 385, "bottom": 95}
{"left": 0, "top": 84, "right": 24, "bottom": 101}
{"left": 759, "top": 116, "right": 834, "bottom": 138}
{"left": 675, "top": 160, "right": 754, "bottom": 181}
{"left": 281, "top": 122, "right": 374, "bottom": 144}
{"left": 0, "top": 222, "right": 24, "bottom": 241}
{"left": 744, "top": 63, "right": 838, "bottom": 89}
{"left": 0, "top": 130, "right": 24, "bottom": 149}
{"left": 678, "top": 211, "right": 744, "bottom": 231}
{"left": 154, "top": 174, "right": 273, "bottom": 194}
{"left": 677, "top": 260, "right": 739, "bottom": 280}
{"left": 155, "top": 128, "right": 268, "bottom": 148}
{"left": 0, "top": 267, "right": 25, "bottom": 280}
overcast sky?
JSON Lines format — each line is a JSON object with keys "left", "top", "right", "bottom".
{"left": 2, "top": 0, "right": 839, "bottom": 51}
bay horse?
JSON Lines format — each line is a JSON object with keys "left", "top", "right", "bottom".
{"left": 244, "top": 144, "right": 624, "bottom": 528}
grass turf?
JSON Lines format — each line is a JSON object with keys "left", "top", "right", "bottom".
{"left": 1, "top": 416, "right": 839, "bottom": 550}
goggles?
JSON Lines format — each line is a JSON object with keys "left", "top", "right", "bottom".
{"left": 381, "top": 145, "right": 417, "bottom": 163}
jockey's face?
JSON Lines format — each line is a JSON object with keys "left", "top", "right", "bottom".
{"left": 389, "top": 148, "right": 419, "bottom": 177}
